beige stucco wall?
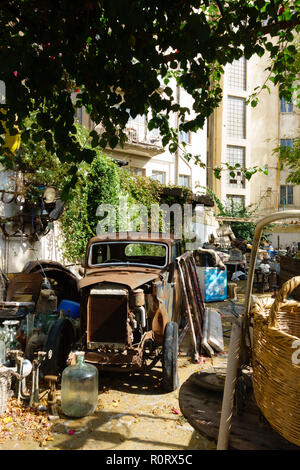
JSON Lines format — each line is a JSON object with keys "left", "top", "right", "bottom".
{"left": 208, "top": 48, "right": 300, "bottom": 218}
{"left": 99, "top": 78, "right": 207, "bottom": 193}
{"left": 247, "top": 53, "right": 280, "bottom": 214}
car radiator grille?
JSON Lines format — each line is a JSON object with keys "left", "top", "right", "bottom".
{"left": 87, "top": 289, "right": 128, "bottom": 348}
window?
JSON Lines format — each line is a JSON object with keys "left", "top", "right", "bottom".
{"left": 226, "top": 195, "right": 245, "bottom": 209}
{"left": 130, "top": 167, "right": 145, "bottom": 176}
{"left": 89, "top": 241, "right": 168, "bottom": 268}
{"left": 226, "top": 146, "right": 245, "bottom": 188}
{"left": 74, "top": 107, "right": 82, "bottom": 124}
{"left": 280, "top": 139, "right": 293, "bottom": 149}
{"left": 227, "top": 96, "right": 246, "bottom": 139}
{"left": 0, "top": 80, "right": 5, "bottom": 105}
{"left": 280, "top": 185, "right": 293, "bottom": 205}
{"left": 125, "top": 112, "right": 147, "bottom": 142}
{"left": 227, "top": 57, "right": 246, "bottom": 91}
{"left": 280, "top": 98, "right": 293, "bottom": 113}
{"left": 151, "top": 170, "right": 165, "bottom": 184}
{"left": 179, "top": 121, "right": 191, "bottom": 145}
{"left": 179, "top": 129, "right": 191, "bottom": 145}
{"left": 148, "top": 128, "right": 160, "bottom": 144}
{"left": 179, "top": 174, "right": 190, "bottom": 187}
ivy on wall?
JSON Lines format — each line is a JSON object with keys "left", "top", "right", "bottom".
{"left": 60, "top": 159, "right": 198, "bottom": 263}
{"left": 7, "top": 117, "right": 203, "bottom": 263}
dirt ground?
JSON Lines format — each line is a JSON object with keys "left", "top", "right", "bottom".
{"left": 0, "top": 351, "right": 225, "bottom": 451}
{"left": 0, "top": 281, "right": 252, "bottom": 451}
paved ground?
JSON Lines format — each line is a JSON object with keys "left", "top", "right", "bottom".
{"left": 0, "top": 350, "right": 225, "bottom": 450}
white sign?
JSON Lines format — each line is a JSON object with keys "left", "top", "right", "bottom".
{"left": 291, "top": 339, "right": 300, "bottom": 365}
{"left": 0, "top": 81, "right": 5, "bottom": 104}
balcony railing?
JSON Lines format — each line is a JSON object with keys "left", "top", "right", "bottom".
{"left": 94, "top": 121, "right": 162, "bottom": 147}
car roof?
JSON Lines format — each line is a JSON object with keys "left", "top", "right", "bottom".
{"left": 87, "top": 232, "right": 181, "bottom": 248}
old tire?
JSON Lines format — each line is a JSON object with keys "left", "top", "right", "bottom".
{"left": 42, "top": 319, "right": 75, "bottom": 377}
{"left": 162, "top": 321, "right": 179, "bottom": 392}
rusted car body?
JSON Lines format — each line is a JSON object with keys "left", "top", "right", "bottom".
{"left": 77, "top": 232, "right": 183, "bottom": 373}
{"left": 0, "top": 261, "right": 80, "bottom": 321}
{"left": 41, "top": 232, "right": 204, "bottom": 391}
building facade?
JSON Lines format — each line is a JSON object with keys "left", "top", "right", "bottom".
{"left": 74, "top": 80, "right": 207, "bottom": 193}
{"left": 0, "top": 81, "right": 208, "bottom": 273}
{"left": 207, "top": 50, "right": 300, "bottom": 247}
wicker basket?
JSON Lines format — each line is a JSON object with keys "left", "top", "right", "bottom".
{"left": 252, "top": 276, "right": 300, "bottom": 446}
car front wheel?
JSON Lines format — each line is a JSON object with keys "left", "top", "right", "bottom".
{"left": 162, "top": 321, "right": 179, "bottom": 392}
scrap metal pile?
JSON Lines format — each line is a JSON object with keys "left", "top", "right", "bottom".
{"left": 0, "top": 174, "right": 64, "bottom": 241}
{"left": 0, "top": 261, "right": 80, "bottom": 423}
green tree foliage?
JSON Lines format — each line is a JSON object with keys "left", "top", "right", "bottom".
{"left": 205, "top": 187, "right": 272, "bottom": 242}
{"left": 12, "top": 114, "right": 199, "bottom": 262}
{"left": 274, "top": 37, "right": 300, "bottom": 183}
{"left": 60, "top": 165, "right": 198, "bottom": 263}
{"left": 277, "top": 138, "right": 300, "bottom": 183}
{"left": 60, "top": 153, "right": 123, "bottom": 262}
{"left": 0, "top": 0, "right": 299, "bottom": 182}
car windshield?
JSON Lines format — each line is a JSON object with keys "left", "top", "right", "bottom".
{"left": 88, "top": 241, "right": 168, "bottom": 268}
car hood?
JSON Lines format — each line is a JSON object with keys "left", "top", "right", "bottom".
{"left": 78, "top": 268, "right": 161, "bottom": 291}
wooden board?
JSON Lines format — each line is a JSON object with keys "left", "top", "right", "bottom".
{"left": 179, "top": 371, "right": 300, "bottom": 450}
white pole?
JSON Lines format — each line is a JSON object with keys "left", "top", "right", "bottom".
{"left": 0, "top": 80, "right": 5, "bottom": 104}
{"left": 217, "top": 316, "right": 242, "bottom": 450}
{"left": 217, "top": 210, "right": 300, "bottom": 450}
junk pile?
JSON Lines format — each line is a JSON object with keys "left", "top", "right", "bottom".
{"left": 176, "top": 251, "right": 225, "bottom": 364}
{"left": 194, "top": 247, "right": 228, "bottom": 303}
{"left": 201, "top": 307, "right": 224, "bottom": 357}
{"left": 0, "top": 264, "right": 80, "bottom": 418}
{"left": 177, "top": 252, "right": 206, "bottom": 363}
{"left": 0, "top": 181, "right": 65, "bottom": 241}
{"left": 194, "top": 224, "right": 282, "bottom": 298}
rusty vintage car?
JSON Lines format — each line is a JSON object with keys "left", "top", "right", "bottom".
{"left": 43, "top": 232, "right": 185, "bottom": 391}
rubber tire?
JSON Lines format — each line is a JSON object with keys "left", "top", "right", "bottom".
{"left": 42, "top": 318, "right": 75, "bottom": 377}
{"left": 162, "top": 321, "right": 179, "bottom": 392}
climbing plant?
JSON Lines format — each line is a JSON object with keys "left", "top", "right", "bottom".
{"left": 60, "top": 152, "right": 122, "bottom": 262}
{"left": 60, "top": 165, "right": 199, "bottom": 263}
{"left": 204, "top": 187, "right": 273, "bottom": 242}
{"left": 6, "top": 113, "right": 200, "bottom": 262}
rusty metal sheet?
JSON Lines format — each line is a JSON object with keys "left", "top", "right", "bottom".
{"left": 23, "top": 261, "right": 80, "bottom": 303}
{"left": 79, "top": 270, "right": 160, "bottom": 291}
{"left": 6, "top": 273, "right": 43, "bottom": 302}
{"left": 87, "top": 294, "right": 128, "bottom": 345}
{"left": 23, "top": 260, "right": 80, "bottom": 281}
{"left": 84, "top": 349, "right": 143, "bottom": 367}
